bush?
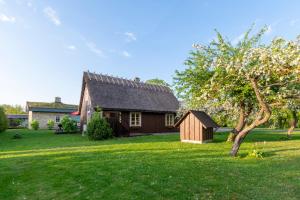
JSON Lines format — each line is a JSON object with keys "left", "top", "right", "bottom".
{"left": 87, "top": 111, "right": 113, "bottom": 140}
{"left": 60, "top": 116, "right": 78, "bottom": 133}
{"left": 31, "top": 120, "right": 39, "bottom": 130}
{"left": 9, "top": 119, "right": 22, "bottom": 128}
{"left": 0, "top": 106, "right": 8, "bottom": 133}
{"left": 47, "top": 120, "right": 55, "bottom": 130}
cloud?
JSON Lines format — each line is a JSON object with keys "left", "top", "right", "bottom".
{"left": 67, "top": 45, "right": 77, "bottom": 51}
{"left": 43, "top": 6, "right": 61, "bottom": 26}
{"left": 124, "top": 32, "right": 137, "bottom": 42}
{"left": 0, "top": 14, "right": 16, "bottom": 23}
{"left": 86, "top": 42, "right": 104, "bottom": 57}
{"left": 232, "top": 33, "right": 245, "bottom": 45}
{"left": 27, "top": 1, "right": 32, "bottom": 7}
{"left": 265, "top": 25, "right": 272, "bottom": 35}
{"left": 265, "top": 20, "right": 281, "bottom": 36}
{"left": 289, "top": 19, "right": 299, "bottom": 27}
{"left": 122, "top": 51, "right": 131, "bottom": 58}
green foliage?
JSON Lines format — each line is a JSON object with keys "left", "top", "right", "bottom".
{"left": 87, "top": 110, "right": 113, "bottom": 140}
{"left": 31, "top": 120, "right": 39, "bottom": 130}
{"left": 146, "top": 78, "right": 170, "bottom": 87}
{"left": 174, "top": 27, "right": 262, "bottom": 117}
{"left": 0, "top": 107, "right": 8, "bottom": 133}
{"left": 1, "top": 104, "right": 26, "bottom": 114}
{"left": 60, "top": 116, "right": 78, "bottom": 133}
{"left": 47, "top": 120, "right": 55, "bottom": 130}
{"left": 9, "top": 119, "right": 22, "bottom": 128}
{"left": 174, "top": 26, "right": 300, "bottom": 130}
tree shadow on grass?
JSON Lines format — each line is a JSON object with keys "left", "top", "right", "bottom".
{"left": 243, "top": 133, "right": 300, "bottom": 143}
{"left": 263, "top": 147, "right": 300, "bottom": 158}
{"left": 237, "top": 146, "right": 300, "bottom": 159}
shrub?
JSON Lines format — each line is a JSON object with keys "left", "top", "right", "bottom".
{"left": 0, "top": 106, "right": 8, "bottom": 133}
{"left": 60, "top": 116, "right": 78, "bottom": 133}
{"left": 47, "top": 120, "right": 55, "bottom": 130}
{"left": 9, "top": 119, "right": 22, "bottom": 128}
{"left": 31, "top": 120, "right": 39, "bottom": 130}
{"left": 87, "top": 111, "right": 113, "bottom": 140}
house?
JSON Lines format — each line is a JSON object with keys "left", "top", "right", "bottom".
{"left": 78, "top": 71, "right": 179, "bottom": 136}
{"left": 26, "top": 97, "right": 78, "bottom": 129}
{"left": 175, "top": 110, "right": 219, "bottom": 144}
{"left": 6, "top": 114, "right": 28, "bottom": 128}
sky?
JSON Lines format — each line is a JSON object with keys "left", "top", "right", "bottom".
{"left": 0, "top": 0, "right": 299, "bottom": 106}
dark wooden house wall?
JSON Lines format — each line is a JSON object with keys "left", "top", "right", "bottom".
{"left": 103, "top": 111, "right": 178, "bottom": 136}
{"left": 179, "top": 112, "right": 213, "bottom": 143}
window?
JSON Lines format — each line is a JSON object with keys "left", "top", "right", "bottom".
{"left": 130, "top": 112, "right": 141, "bottom": 127}
{"left": 55, "top": 116, "right": 60, "bottom": 123}
{"left": 165, "top": 114, "right": 175, "bottom": 126}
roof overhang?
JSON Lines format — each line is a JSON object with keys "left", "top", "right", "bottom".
{"left": 174, "top": 110, "right": 219, "bottom": 128}
{"left": 29, "top": 108, "right": 77, "bottom": 113}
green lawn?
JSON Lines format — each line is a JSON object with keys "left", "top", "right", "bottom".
{"left": 0, "top": 129, "right": 300, "bottom": 200}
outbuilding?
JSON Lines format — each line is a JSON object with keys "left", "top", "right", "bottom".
{"left": 26, "top": 97, "right": 78, "bottom": 129}
{"left": 175, "top": 110, "right": 219, "bottom": 144}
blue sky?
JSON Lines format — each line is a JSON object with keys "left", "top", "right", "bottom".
{"left": 0, "top": 0, "right": 299, "bottom": 106}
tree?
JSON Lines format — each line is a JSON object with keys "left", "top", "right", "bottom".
{"left": 1, "top": 104, "right": 25, "bottom": 114}
{"left": 287, "top": 110, "right": 298, "bottom": 138}
{"left": 174, "top": 26, "right": 300, "bottom": 156}
{"left": 0, "top": 106, "right": 8, "bottom": 132}
{"left": 146, "top": 78, "right": 170, "bottom": 87}
{"left": 286, "top": 99, "right": 300, "bottom": 138}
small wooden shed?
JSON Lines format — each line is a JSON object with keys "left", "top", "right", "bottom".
{"left": 175, "top": 110, "right": 219, "bottom": 144}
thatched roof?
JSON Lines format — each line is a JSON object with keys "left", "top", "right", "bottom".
{"left": 26, "top": 101, "right": 78, "bottom": 113}
{"left": 175, "top": 110, "right": 219, "bottom": 128}
{"left": 79, "top": 71, "right": 179, "bottom": 113}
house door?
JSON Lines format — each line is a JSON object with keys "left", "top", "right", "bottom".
{"left": 106, "top": 112, "right": 123, "bottom": 136}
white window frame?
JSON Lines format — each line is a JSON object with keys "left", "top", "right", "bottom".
{"left": 130, "top": 112, "right": 141, "bottom": 127}
{"left": 165, "top": 114, "right": 175, "bottom": 126}
{"left": 55, "top": 116, "right": 60, "bottom": 123}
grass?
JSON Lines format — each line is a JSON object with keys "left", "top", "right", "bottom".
{"left": 0, "top": 129, "right": 300, "bottom": 200}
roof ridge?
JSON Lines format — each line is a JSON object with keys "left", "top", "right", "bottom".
{"left": 27, "top": 101, "right": 77, "bottom": 106}
{"left": 84, "top": 71, "right": 172, "bottom": 93}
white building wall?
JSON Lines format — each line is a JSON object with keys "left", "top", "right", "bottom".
{"left": 80, "top": 85, "right": 92, "bottom": 127}
{"left": 29, "top": 112, "right": 71, "bottom": 129}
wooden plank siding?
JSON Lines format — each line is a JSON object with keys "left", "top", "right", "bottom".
{"left": 179, "top": 112, "right": 213, "bottom": 143}
{"left": 180, "top": 123, "right": 184, "bottom": 140}
{"left": 195, "top": 117, "right": 200, "bottom": 141}
{"left": 185, "top": 116, "right": 189, "bottom": 140}
{"left": 106, "top": 111, "right": 178, "bottom": 136}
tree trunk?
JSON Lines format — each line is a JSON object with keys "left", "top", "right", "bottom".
{"left": 230, "top": 78, "right": 271, "bottom": 157}
{"left": 230, "top": 133, "right": 246, "bottom": 156}
{"left": 227, "top": 107, "right": 246, "bottom": 142}
{"left": 287, "top": 110, "right": 297, "bottom": 139}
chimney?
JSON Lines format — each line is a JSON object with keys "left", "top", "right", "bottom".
{"left": 55, "top": 97, "right": 61, "bottom": 103}
{"left": 133, "top": 77, "right": 141, "bottom": 82}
